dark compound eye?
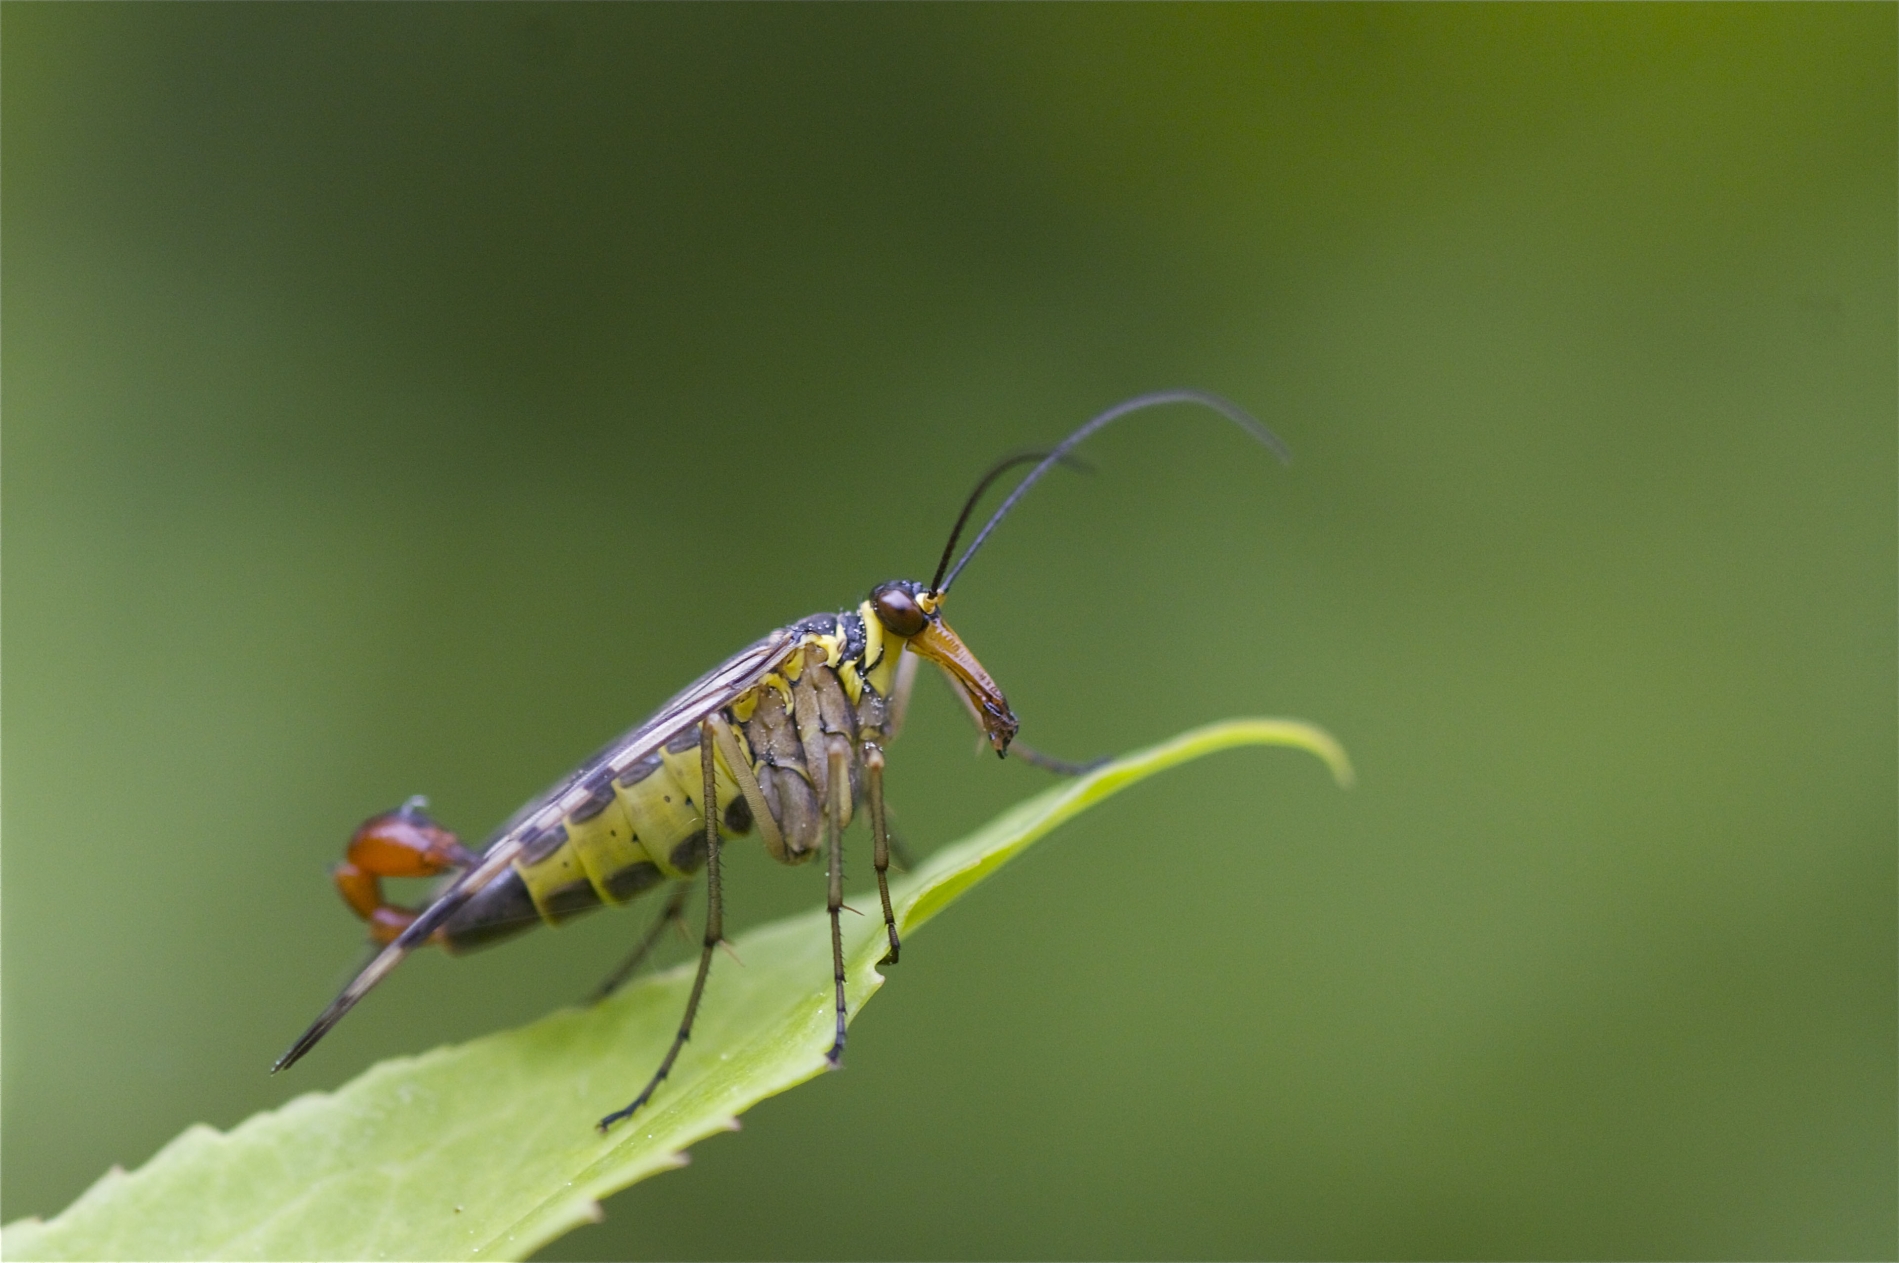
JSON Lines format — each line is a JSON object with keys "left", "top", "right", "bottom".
{"left": 870, "top": 582, "right": 928, "bottom": 637}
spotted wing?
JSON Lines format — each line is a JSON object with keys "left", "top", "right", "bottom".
{"left": 273, "top": 628, "right": 798, "bottom": 1073}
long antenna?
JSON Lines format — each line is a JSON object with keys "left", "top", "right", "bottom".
{"left": 934, "top": 389, "right": 1288, "bottom": 595}
{"left": 929, "top": 450, "right": 1081, "bottom": 595}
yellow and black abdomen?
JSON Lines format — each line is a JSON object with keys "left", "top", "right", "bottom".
{"left": 439, "top": 726, "right": 751, "bottom": 951}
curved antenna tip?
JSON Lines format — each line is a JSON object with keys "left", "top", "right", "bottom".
{"left": 939, "top": 389, "right": 1288, "bottom": 593}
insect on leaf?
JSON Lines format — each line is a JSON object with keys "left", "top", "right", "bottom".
{"left": 2, "top": 719, "right": 1351, "bottom": 1263}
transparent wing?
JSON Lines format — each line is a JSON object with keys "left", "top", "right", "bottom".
{"left": 273, "top": 628, "right": 798, "bottom": 1072}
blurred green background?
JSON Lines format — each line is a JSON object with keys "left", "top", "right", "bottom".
{"left": 4, "top": 5, "right": 1892, "bottom": 1259}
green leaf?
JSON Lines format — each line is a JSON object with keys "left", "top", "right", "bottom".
{"left": 4, "top": 719, "right": 1349, "bottom": 1263}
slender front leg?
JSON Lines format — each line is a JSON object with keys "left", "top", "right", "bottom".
{"left": 863, "top": 741, "right": 900, "bottom": 965}
{"left": 931, "top": 661, "right": 1103, "bottom": 776}
{"left": 824, "top": 734, "right": 852, "bottom": 1067}
{"left": 597, "top": 721, "right": 725, "bottom": 1132}
{"left": 587, "top": 881, "right": 692, "bottom": 1005}
{"left": 1000, "top": 743, "right": 1110, "bottom": 777}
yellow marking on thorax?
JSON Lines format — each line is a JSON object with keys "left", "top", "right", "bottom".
{"left": 806, "top": 627, "right": 844, "bottom": 665}
{"left": 856, "top": 600, "right": 908, "bottom": 699}
{"left": 729, "top": 684, "right": 761, "bottom": 724}
{"left": 866, "top": 637, "right": 903, "bottom": 698}
{"left": 757, "top": 672, "right": 794, "bottom": 713}
{"left": 859, "top": 601, "right": 885, "bottom": 667}
{"left": 836, "top": 656, "right": 863, "bottom": 703}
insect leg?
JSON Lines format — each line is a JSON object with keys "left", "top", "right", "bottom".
{"left": 1000, "top": 744, "right": 1110, "bottom": 777}
{"left": 825, "top": 734, "right": 852, "bottom": 1066}
{"left": 587, "top": 881, "right": 692, "bottom": 1005}
{"left": 862, "top": 740, "right": 900, "bottom": 965}
{"left": 708, "top": 714, "right": 784, "bottom": 860}
{"left": 876, "top": 804, "right": 917, "bottom": 872}
{"left": 931, "top": 661, "right": 1103, "bottom": 776}
{"left": 597, "top": 721, "right": 725, "bottom": 1132}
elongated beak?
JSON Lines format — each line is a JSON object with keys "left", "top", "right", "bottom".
{"left": 905, "top": 614, "right": 1019, "bottom": 754}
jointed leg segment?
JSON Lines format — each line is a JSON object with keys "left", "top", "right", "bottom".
{"left": 825, "top": 735, "right": 852, "bottom": 1067}
{"left": 588, "top": 882, "right": 693, "bottom": 1004}
{"left": 597, "top": 721, "right": 725, "bottom": 1132}
{"left": 864, "top": 742, "right": 901, "bottom": 965}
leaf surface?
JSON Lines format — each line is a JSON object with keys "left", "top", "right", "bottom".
{"left": 4, "top": 719, "right": 1349, "bottom": 1262}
